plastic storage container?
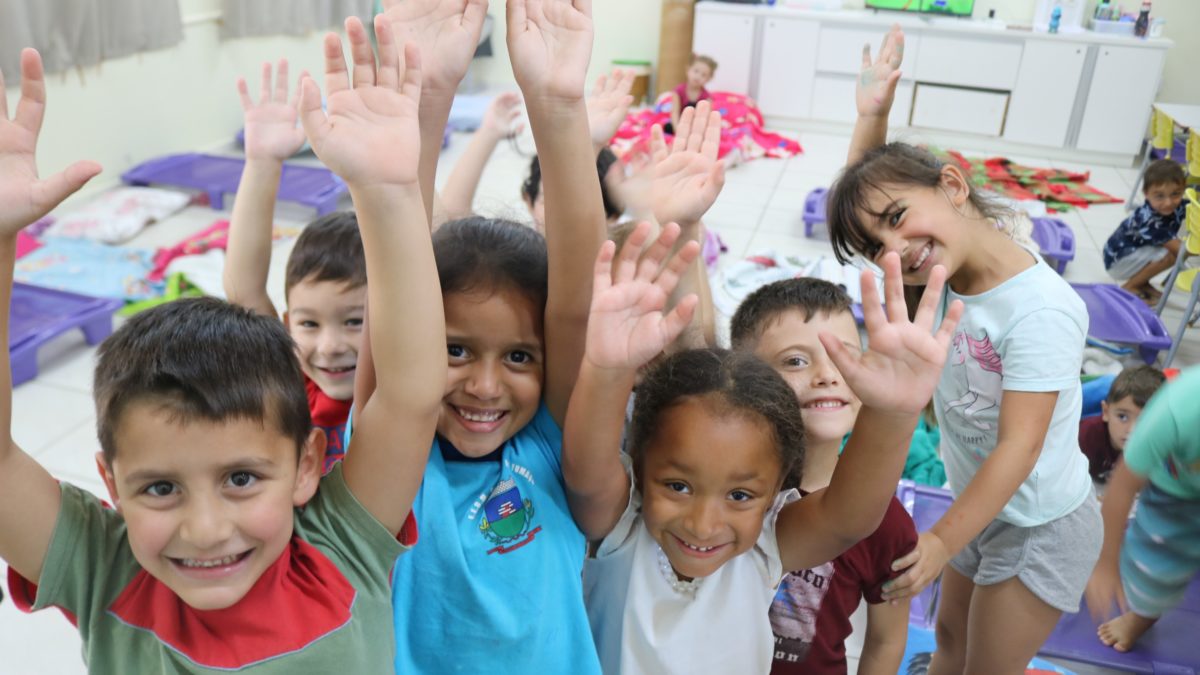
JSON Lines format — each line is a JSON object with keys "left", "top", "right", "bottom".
{"left": 1091, "top": 18, "right": 1137, "bottom": 35}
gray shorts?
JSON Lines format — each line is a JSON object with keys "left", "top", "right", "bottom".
{"left": 1108, "top": 245, "right": 1169, "bottom": 280}
{"left": 949, "top": 492, "right": 1102, "bottom": 613}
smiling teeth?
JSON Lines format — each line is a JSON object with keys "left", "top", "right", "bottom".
{"left": 682, "top": 541, "right": 717, "bottom": 552}
{"left": 805, "top": 401, "right": 845, "bottom": 409}
{"left": 458, "top": 408, "right": 502, "bottom": 423}
{"left": 910, "top": 245, "right": 931, "bottom": 271}
{"left": 179, "top": 553, "right": 241, "bottom": 568}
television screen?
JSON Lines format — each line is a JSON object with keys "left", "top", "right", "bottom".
{"left": 865, "top": 0, "right": 976, "bottom": 16}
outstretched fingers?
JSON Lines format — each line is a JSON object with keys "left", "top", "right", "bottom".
{"left": 273, "top": 59, "right": 290, "bottom": 103}
{"left": 635, "top": 223, "right": 681, "bottom": 283}
{"left": 33, "top": 160, "right": 103, "bottom": 216}
{"left": 671, "top": 106, "right": 695, "bottom": 153}
{"left": 880, "top": 252, "right": 910, "bottom": 325}
{"left": 612, "top": 221, "right": 652, "bottom": 285}
{"left": 399, "top": 42, "right": 422, "bottom": 103}
{"left": 650, "top": 124, "right": 669, "bottom": 163}
{"left": 374, "top": 14, "right": 400, "bottom": 90}
{"left": 323, "top": 32, "right": 350, "bottom": 97}
{"left": 592, "top": 239, "right": 618, "bottom": 297}
{"left": 346, "top": 17, "right": 377, "bottom": 88}
{"left": 857, "top": 265, "right": 888, "bottom": 335}
{"left": 14, "top": 49, "right": 47, "bottom": 136}
{"left": 651, "top": 238, "right": 701, "bottom": 299}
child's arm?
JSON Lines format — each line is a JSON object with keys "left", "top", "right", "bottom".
{"left": 648, "top": 102, "right": 725, "bottom": 348}
{"left": 508, "top": 0, "right": 609, "bottom": 424}
{"left": 882, "top": 390, "right": 1058, "bottom": 601}
{"left": 438, "top": 92, "right": 524, "bottom": 223}
{"left": 382, "top": 0, "right": 489, "bottom": 226}
{"left": 587, "top": 69, "right": 635, "bottom": 154}
{"left": 299, "top": 17, "right": 444, "bottom": 535}
{"left": 563, "top": 223, "right": 700, "bottom": 538}
{"left": 860, "top": 600, "right": 910, "bottom": 675}
{"left": 667, "top": 91, "right": 684, "bottom": 133}
{"left": 776, "top": 253, "right": 963, "bottom": 572}
{"left": 0, "top": 49, "right": 102, "bottom": 581}
{"left": 223, "top": 60, "right": 307, "bottom": 318}
{"left": 846, "top": 24, "right": 903, "bottom": 166}
{"left": 1084, "top": 459, "right": 1145, "bottom": 619}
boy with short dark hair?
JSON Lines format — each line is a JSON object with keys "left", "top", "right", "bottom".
{"left": 1, "top": 23, "right": 444, "bottom": 672}
{"left": 731, "top": 278, "right": 917, "bottom": 675}
{"left": 1103, "top": 160, "right": 1189, "bottom": 304}
{"left": 223, "top": 62, "right": 367, "bottom": 468}
{"left": 1079, "top": 365, "right": 1166, "bottom": 485}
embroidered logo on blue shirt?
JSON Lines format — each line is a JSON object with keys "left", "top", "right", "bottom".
{"left": 480, "top": 478, "right": 541, "bottom": 554}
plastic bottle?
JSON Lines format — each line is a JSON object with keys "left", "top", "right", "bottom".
{"left": 1049, "top": 5, "right": 1062, "bottom": 33}
{"left": 1134, "top": 1, "right": 1151, "bottom": 37}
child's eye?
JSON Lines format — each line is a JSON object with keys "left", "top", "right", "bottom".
{"left": 665, "top": 481, "right": 690, "bottom": 494}
{"left": 507, "top": 350, "right": 534, "bottom": 365}
{"left": 345, "top": 318, "right": 364, "bottom": 328}
{"left": 888, "top": 208, "right": 906, "bottom": 227}
{"left": 227, "top": 472, "right": 258, "bottom": 489}
{"left": 143, "top": 481, "right": 176, "bottom": 498}
{"left": 1117, "top": 414, "right": 1129, "bottom": 422}
{"left": 783, "top": 355, "right": 808, "bottom": 368}
{"left": 298, "top": 320, "right": 318, "bottom": 329}
{"left": 447, "top": 344, "right": 467, "bottom": 359}
{"left": 729, "top": 490, "right": 753, "bottom": 502}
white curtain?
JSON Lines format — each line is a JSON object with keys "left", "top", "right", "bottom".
{"left": 0, "top": 0, "right": 182, "bottom": 77}
{"left": 220, "top": 0, "right": 375, "bottom": 39}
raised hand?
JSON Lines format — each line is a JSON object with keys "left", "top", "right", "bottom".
{"left": 382, "top": 0, "right": 489, "bottom": 98}
{"left": 585, "top": 222, "right": 700, "bottom": 371}
{"left": 507, "top": 0, "right": 594, "bottom": 103}
{"left": 856, "top": 23, "right": 904, "bottom": 118}
{"left": 881, "top": 530, "right": 950, "bottom": 602}
{"left": 479, "top": 91, "right": 525, "bottom": 140}
{"left": 650, "top": 101, "right": 725, "bottom": 227}
{"left": 587, "top": 68, "right": 635, "bottom": 148}
{"left": 821, "top": 251, "right": 962, "bottom": 414}
{"left": 300, "top": 16, "right": 422, "bottom": 187}
{"left": 238, "top": 59, "right": 307, "bottom": 162}
{"left": 0, "top": 49, "right": 101, "bottom": 238}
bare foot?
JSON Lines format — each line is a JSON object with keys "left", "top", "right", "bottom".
{"left": 1140, "top": 285, "right": 1163, "bottom": 303}
{"left": 1097, "top": 611, "right": 1157, "bottom": 652}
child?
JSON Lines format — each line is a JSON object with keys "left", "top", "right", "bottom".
{"left": 1103, "top": 159, "right": 1189, "bottom": 304}
{"left": 731, "top": 278, "right": 917, "bottom": 675}
{"left": 567, "top": 220, "right": 961, "bottom": 673}
{"left": 1, "top": 20, "right": 443, "bottom": 671}
{"left": 437, "top": 91, "right": 525, "bottom": 225}
{"left": 830, "top": 25, "right": 1103, "bottom": 674}
{"left": 223, "top": 60, "right": 363, "bottom": 469}
{"left": 1079, "top": 365, "right": 1165, "bottom": 485}
{"left": 350, "top": 1, "right": 610, "bottom": 672}
{"left": 665, "top": 54, "right": 717, "bottom": 136}
{"left": 1084, "top": 366, "right": 1200, "bottom": 653}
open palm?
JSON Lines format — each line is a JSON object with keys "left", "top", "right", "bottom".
{"left": 507, "top": 0, "right": 594, "bottom": 102}
{"left": 651, "top": 101, "right": 725, "bottom": 227}
{"left": 823, "top": 252, "right": 962, "bottom": 414}
{"left": 238, "top": 60, "right": 306, "bottom": 161}
{"left": 383, "top": 0, "right": 489, "bottom": 96}
{"left": 856, "top": 24, "right": 904, "bottom": 118}
{"left": 301, "top": 17, "right": 422, "bottom": 187}
{"left": 588, "top": 69, "right": 635, "bottom": 147}
{"left": 586, "top": 222, "right": 700, "bottom": 371}
{"left": 0, "top": 49, "right": 100, "bottom": 237}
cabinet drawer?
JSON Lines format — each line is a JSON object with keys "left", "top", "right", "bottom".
{"left": 914, "top": 36, "right": 1022, "bottom": 90}
{"left": 816, "top": 27, "right": 918, "bottom": 81}
{"left": 811, "top": 75, "right": 913, "bottom": 126}
{"left": 911, "top": 84, "right": 1009, "bottom": 136}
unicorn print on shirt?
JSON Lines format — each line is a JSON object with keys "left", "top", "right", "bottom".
{"left": 944, "top": 331, "right": 1003, "bottom": 431}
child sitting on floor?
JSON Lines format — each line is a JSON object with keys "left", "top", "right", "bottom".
{"left": 1103, "top": 160, "right": 1189, "bottom": 304}
{"left": 664, "top": 54, "right": 716, "bottom": 136}
{"left": 1079, "top": 365, "right": 1165, "bottom": 486}
{"left": 223, "top": 60, "right": 364, "bottom": 470}
{"left": 1085, "top": 366, "right": 1200, "bottom": 653}
{"left": 732, "top": 278, "right": 917, "bottom": 675}
{"left": 1, "top": 23, "right": 442, "bottom": 671}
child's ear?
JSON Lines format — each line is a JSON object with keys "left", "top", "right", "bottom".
{"left": 1100, "top": 400, "right": 1110, "bottom": 422}
{"left": 939, "top": 165, "right": 971, "bottom": 209}
{"left": 292, "top": 428, "right": 326, "bottom": 507}
{"left": 281, "top": 310, "right": 292, "bottom": 334}
{"left": 94, "top": 452, "right": 121, "bottom": 512}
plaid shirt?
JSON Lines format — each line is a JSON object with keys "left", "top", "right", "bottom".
{"left": 1103, "top": 198, "right": 1188, "bottom": 269}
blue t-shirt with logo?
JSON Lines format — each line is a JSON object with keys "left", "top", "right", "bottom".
{"left": 389, "top": 403, "right": 600, "bottom": 674}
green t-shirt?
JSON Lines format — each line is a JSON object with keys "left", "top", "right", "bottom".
{"left": 19, "top": 465, "right": 407, "bottom": 673}
{"left": 1123, "top": 367, "right": 1200, "bottom": 500}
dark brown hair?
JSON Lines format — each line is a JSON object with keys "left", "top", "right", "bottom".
{"left": 522, "top": 148, "right": 625, "bottom": 222}
{"left": 827, "top": 143, "right": 1009, "bottom": 264}
{"left": 630, "top": 349, "right": 805, "bottom": 490}
{"left": 1143, "top": 159, "right": 1186, "bottom": 193}
{"left": 434, "top": 216, "right": 548, "bottom": 311}
{"left": 284, "top": 211, "right": 366, "bottom": 298}
{"left": 1107, "top": 365, "right": 1166, "bottom": 408}
{"left": 730, "top": 278, "right": 854, "bottom": 350}
{"left": 94, "top": 298, "right": 312, "bottom": 465}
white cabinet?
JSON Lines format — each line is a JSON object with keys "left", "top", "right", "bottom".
{"left": 816, "top": 28, "right": 920, "bottom": 81}
{"left": 692, "top": 11, "right": 757, "bottom": 94}
{"left": 1004, "top": 41, "right": 1088, "bottom": 148}
{"left": 811, "top": 77, "right": 914, "bottom": 126}
{"left": 912, "top": 85, "right": 1009, "bottom": 136}
{"left": 915, "top": 36, "right": 1023, "bottom": 90}
{"left": 756, "top": 17, "right": 820, "bottom": 118}
{"left": 1076, "top": 46, "right": 1166, "bottom": 155}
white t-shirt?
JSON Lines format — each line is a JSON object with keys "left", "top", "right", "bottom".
{"left": 583, "top": 487, "right": 799, "bottom": 674}
{"left": 936, "top": 252, "right": 1092, "bottom": 526}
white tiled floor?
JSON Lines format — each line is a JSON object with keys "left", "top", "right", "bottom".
{"left": 3, "top": 123, "right": 1195, "bottom": 674}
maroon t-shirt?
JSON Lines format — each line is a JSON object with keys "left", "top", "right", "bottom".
{"left": 1079, "top": 415, "right": 1119, "bottom": 483}
{"left": 305, "top": 375, "right": 353, "bottom": 473}
{"left": 769, "top": 496, "right": 917, "bottom": 674}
